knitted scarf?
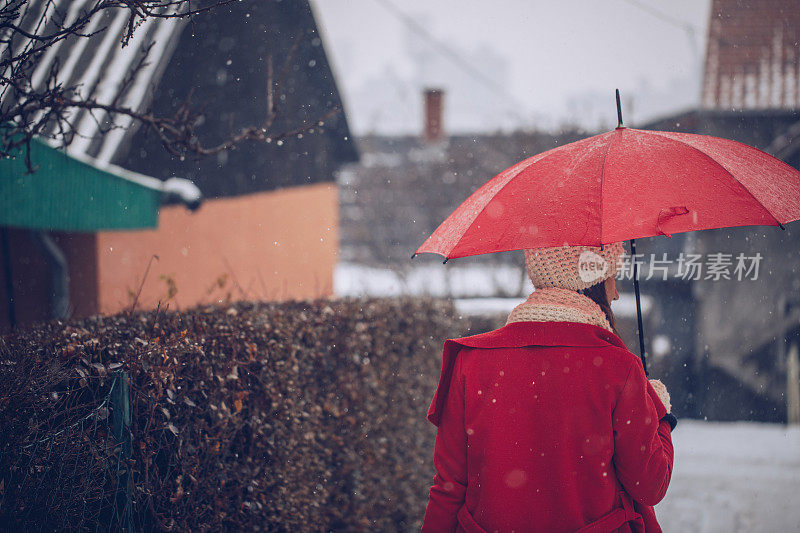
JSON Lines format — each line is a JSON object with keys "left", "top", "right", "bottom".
{"left": 506, "top": 287, "right": 613, "bottom": 333}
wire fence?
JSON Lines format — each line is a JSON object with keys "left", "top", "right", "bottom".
{"left": 0, "top": 371, "right": 133, "bottom": 532}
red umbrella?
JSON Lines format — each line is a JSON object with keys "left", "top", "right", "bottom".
{"left": 416, "top": 126, "right": 800, "bottom": 258}
{"left": 414, "top": 91, "right": 800, "bottom": 372}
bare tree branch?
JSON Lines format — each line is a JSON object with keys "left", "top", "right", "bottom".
{"left": 0, "top": 0, "right": 340, "bottom": 172}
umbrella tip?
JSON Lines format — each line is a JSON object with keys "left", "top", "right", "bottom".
{"left": 780, "top": 223, "right": 786, "bottom": 230}
{"left": 615, "top": 89, "right": 623, "bottom": 128}
{"left": 443, "top": 258, "right": 449, "bottom": 265}
{"left": 411, "top": 253, "right": 417, "bottom": 259}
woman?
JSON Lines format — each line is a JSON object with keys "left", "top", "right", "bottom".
{"left": 422, "top": 243, "right": 676, "bottom": 533}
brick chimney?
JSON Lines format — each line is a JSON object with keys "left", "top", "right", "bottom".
{"left": 702, "top": 0, "right": 800, "bottom": 109}
{"left": 423, "top": 88, "right": 445, "bottom": 143}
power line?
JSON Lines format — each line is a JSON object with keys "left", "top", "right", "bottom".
{"left": 620, "top": 0, "right": 701, "bottom": 56}
{"left": 621, "top": 0, "right": 701, "bottom": 33}
{"left": 370, "top": 0, "right": 528, "bottom": 124}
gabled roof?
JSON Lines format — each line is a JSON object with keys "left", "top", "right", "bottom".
{"left": 702, "top": 0, "right": 800, "bottom": 110}
{"left": 5, "top": 0, "right": 357, "bottom": 198}
{"left": 1, "top": 0, "right": 184, "bottom": 163}
{"left": 118, "top": 0, "right": 358, "bottom": 198}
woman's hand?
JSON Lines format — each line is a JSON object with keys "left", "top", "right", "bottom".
{"left": 648, "top": 379, "right": 671, "bottom": 414}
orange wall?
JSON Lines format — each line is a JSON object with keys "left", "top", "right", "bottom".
{"left": 96, "top": 183, "right": 338, "bottom": 314}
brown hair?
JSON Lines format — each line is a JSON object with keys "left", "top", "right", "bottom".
{"left": 578, "top": 281, "right": 619, "bottom": 336}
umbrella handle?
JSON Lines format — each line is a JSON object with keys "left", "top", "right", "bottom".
{"left": 629, "top": 238, "right": 648, "bottom": 376}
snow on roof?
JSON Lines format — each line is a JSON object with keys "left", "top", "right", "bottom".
{"left": 702, "top": 0, "right": 800, "bottom": 110}
{"left": 4, "top": 0, "right": 185, "bottom": 164}
{"left": 5, "top": 0, "right": 358, "bottom": 197}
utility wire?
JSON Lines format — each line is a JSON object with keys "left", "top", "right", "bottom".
{"left": 621, "top": 0, "right": 701, "bottom": 32}
{"left": 620, "top": 0, "right": 704, "bottom": 81}
{"left": 620, "top": 0, "right": 701, "bottom": 56}
{"left": 370, "top": 0, "right": 528, "bottom": 124}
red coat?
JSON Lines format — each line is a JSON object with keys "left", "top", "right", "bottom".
{"left": 422, "top": 321, "right": 674, "bottom": 533}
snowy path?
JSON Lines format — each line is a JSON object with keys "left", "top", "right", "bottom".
{"left": 657, "top": 420, "right": 800, "bottom": 532}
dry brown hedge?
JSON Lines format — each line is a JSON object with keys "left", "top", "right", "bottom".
{"left": 0, "top": 298, "right": 464, "bottom": 531}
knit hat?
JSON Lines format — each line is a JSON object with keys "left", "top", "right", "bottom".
{"left": 524, "top": 242, "right": 626, "bottom": 291}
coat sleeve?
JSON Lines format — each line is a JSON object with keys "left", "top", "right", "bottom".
{"left": 422, "top": 351, "right": 468, "bottom": 532}
{"left": 611, "top": 360, "right": 674, "bottom": 506}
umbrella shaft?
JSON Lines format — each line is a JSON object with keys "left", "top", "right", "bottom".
{"left": 630, "top": 239, "right": 648, "bottom": 375}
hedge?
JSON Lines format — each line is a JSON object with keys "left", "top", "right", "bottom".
{"left": 0, "top": 298, "right": 462, "bottom": 531}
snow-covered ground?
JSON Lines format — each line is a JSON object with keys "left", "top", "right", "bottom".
{"left": 335, "top": 262, "right": 653, "bottom": 318}
{"left": 334, "top": 261, "right": 530, "bottom": 298}
{"left": 657, "top": 420, "right": 800, "bottom": 532}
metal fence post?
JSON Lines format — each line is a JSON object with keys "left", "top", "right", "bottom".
{"left": 788, "top": 341, "right": 800, "bottom": 426}
{"left": 112, "top": 371, "right": 132, "bottom": 531}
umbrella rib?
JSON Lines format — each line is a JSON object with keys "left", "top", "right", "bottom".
{"left": 642, "top": 129, "right": 785, "bottom": 226}
{"left": 445, "top": 159, "right": 534, "bottom": 257}
{"left": 597, "top": 130, "right": 617, "bottom": 245}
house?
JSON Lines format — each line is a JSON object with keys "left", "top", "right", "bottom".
{"left": 637, "top": 0, "right": 800, "bottom": 421}
{"left": 1, "top": 0, "right": 357, "bottom": 329}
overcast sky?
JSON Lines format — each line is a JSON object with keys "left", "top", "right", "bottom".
{"left": 312, "top": 0, "right": 712, "bottom": 135}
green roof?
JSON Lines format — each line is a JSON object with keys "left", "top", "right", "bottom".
{"left": 0, "top": 136, "right": 162, "bottom": 232}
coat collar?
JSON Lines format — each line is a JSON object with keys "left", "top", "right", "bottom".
{"left": 427, "top": 322, "right": 628, "bottom": 426}
{"left": 451, "top": 321, "right": 627, "bottom": 350}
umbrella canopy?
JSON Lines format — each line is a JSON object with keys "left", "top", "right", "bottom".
{"left": 415, "top": 127, "right": 800, "bottom": 260}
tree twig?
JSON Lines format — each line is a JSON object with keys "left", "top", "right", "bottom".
{"left": 1, "top": 6, "right": 341, "bottom": 172}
